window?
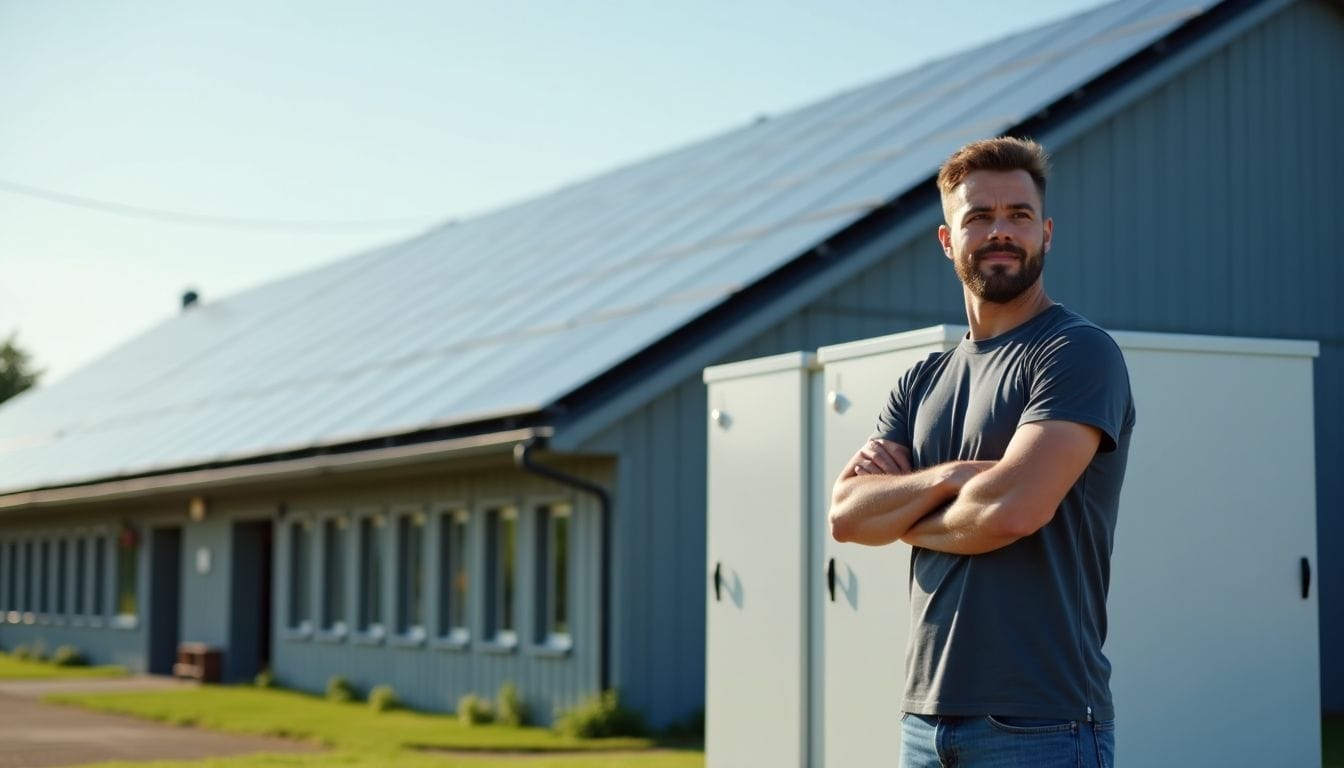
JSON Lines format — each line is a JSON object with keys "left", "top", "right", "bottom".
{"left": 288, "top": 520, "right": 311, "bottom": 631}
{"left": 73, "top": 538, "right": 86, "bottom": 617}
{"left": 0, "top": 540, "right": 8, "bottom": 619}
{"left": 22, "top": 541, "right": 34, "bottom": 614}
{"left": 395, "top": 511, "right": 425, "bottom": 637}
{"left": 535, "top": 503, "right": 572, "bottom": 646}
{"left": 116, "top": 529, "right": 139, "bottom": 618}
{"left": 55, "top": 539, "right": 68, "bottom": 616}
{"left": 484, "top": 506, "right": 518, "bottom": 644}
{"left": 320, "top": 518, "right": 345, "bottom": 632}
{"left": 37, "top": 540, "right": 50, "bottom": 615}
{"left": 438, "top": 510, "right": 470, "bottom": 641}
{"left": 357, "top": 515, "right": 384, "bottom": 634}
{"left": 92, "top": 537, "right": 106, "bottom": 617}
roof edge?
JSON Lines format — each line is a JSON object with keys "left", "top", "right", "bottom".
{"left": 0, "top": 427, "right": 550, "bottom": 514}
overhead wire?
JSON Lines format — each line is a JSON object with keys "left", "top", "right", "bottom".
{"left": 0, "top": 176, "right": 438, "bottom": 233}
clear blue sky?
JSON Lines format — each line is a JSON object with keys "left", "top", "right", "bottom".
{"left": 0, "top": 0, "right": 1103, "bottom": 383}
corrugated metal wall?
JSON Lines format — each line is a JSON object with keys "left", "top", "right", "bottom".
{"left": 263, "top": 458, "right": 609, "bottom": 723}
{"left": 581, "top": 377, "right": 709, "bottom": 730}
{"left": 598, "top": 0, "right": 1344, "bottom": 727}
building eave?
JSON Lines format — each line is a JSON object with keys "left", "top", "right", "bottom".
{"left": 0, "top": 426, "right": 551, "bottom": 514}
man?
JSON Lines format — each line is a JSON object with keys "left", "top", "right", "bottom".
{"left": 828, "top": 136, "right": 1135, "bottom": 767}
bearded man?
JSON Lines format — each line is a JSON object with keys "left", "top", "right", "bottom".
{"left": 828, "top": 136, "right": 1136, "bottom": 767}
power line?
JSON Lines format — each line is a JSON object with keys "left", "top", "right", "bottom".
{"left": 0, "top": 177, "right": 439, "bottom": 233}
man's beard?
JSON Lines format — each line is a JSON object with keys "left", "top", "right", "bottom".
{"left": 955, "top": 241, "right": 1045, "bottom": 303}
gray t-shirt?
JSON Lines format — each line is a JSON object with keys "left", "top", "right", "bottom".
{"left": 873, "top": 304, "right": 1135, "bottom": 722}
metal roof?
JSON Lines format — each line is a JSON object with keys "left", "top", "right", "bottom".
{"left": 0, "top": 0, "right": 1220, "bottom": 495}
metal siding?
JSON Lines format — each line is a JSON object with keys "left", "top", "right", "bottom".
{"left": 180, "top": 516, "right": 232, "bottom": 647}
{"left": 596, "top": 376, "right": 708, "bottom": 730}
{"left": 260, "top": 461, "right": 606, "bottom": 722}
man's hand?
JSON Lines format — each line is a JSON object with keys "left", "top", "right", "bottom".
{"left": 846, "top": 438, "right": 913, "bottom": 477}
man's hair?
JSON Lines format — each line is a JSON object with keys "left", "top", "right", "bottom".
{"left": 937, "top": 136, "right": 1051, "bottom": 204}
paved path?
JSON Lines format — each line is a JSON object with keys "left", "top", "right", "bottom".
{"left": 0, "top": 677, "right": 320, "bottom": 768}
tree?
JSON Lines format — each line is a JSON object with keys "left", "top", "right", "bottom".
{"left": 0, "top": 332, "right": 42, "bottom": 405}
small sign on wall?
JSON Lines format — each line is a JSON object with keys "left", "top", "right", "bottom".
{"left": 195, "top": 547, "right": 211, "bottom": 575}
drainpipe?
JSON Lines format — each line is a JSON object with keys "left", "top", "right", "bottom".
{"left": 513, "top": 436, "right": 611, "bottom": 693}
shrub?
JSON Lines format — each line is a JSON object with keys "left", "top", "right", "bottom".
{"left": 457, "top": 692, "right": 495, "bottom": 726}
{"left": 253, "top": 667, "right": 274, "bottom": 688}
{"left": 496, "top": 681, "right": 528, "bottom": 726}
{"left": 10, "top": 644, "right": 33, "bottom": 661}
{"left": 554, "top": 690, "right": 646, "bottom": 739}
{"left": 368, "top": 684, "right": 398, "bottom": 712}
{"left": 50, "top": 645, "right": 87, "bottom": 667}
{"left": 30, "top": 641, "right": 47, "bottom": 662}
{"left": 662, "top": 707, "right": 705, "bottom": 741}
{"left": 325, "top": 675, "right": 355, "bottom": 703}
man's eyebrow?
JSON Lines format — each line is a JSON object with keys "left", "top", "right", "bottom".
{"left": 963, "top": 202, "right": 1038, "bottom": 215}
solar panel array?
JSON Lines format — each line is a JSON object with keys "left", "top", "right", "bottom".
{"left": 0, "top": 0, "right": 1215, "bottom": 494}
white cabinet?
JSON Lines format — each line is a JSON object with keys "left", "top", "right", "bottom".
{"left": 813, "top": 328, "right": 963, "bottom": 768}
{"left": 1105, "top": 331, "right": 1321, "bottom": 767}
{"left": 703, "top": 352, "right": 816, "bottom": 768}
{"left": 705, "top": 327, "right": 1320, "bottom": 768}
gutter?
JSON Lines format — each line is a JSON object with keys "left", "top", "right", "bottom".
{"left": 513, "top": 435, "right": 612, "bottom": 693}
{"left": 0, "top": 427, "right": 550, "bottom": 513}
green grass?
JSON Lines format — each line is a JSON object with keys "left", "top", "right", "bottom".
{"left": 46, "top": 685, "right": 703, "bottom": 768}
{"left": 0, "top": 651, "right": 127, "bottom": 679}
{"left": 1325, "top": 715, "right": 1344, "bottom": 768}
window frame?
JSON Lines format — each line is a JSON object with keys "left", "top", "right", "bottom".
{"left": 112, "top": 525, "right": 140, "bottom": 629}
{"left": 533, "top": 499, "right": 575, "bottom": 653}
{"left": 90, "top": 533, "right": 107, "bottom": 625}
{"left": 284, "top": 514, "right": 314, "bottom": 638}
{"left": 432, "top": 505, "right": 471, "bottom": 649}
{"left": 71, "top": 535, "right": 87, "bottom": 625}
{"left": 353, "top": 509, "right": 387, "bottom": 643}
{"left": 315, "top": 512, "right": 348, "bottom": 640}
{"left": 481, "top": 501, "right": 520, "bottom": 651}
{"left": 391, "top": 505, "right": 428, "bottom": 645}
{"left": 36, "top": 538, "right": 50, "bottom": 621}
{"left": 54, "top": 537, "right": 68, "bottom": 623}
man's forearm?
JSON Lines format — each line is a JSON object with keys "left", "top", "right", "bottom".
{"left": 829, "top": 462, "right": 985, "bottom": 546}
{"left": 901, "top": 470, "right": 1033, "bottom": 554}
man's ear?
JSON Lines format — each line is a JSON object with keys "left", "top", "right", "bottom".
{"left": 1042, "top": 217, "right": 1053, "bottom": 253}
{"left": 937, "top": 225, "right": 953, "bottom": 259}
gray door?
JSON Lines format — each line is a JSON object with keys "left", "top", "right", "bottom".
{"left": 147, "top": 526, "right": 183, "bottom": 674}
{"left": 229, "top": 519, "right": 273, "bottom": 682}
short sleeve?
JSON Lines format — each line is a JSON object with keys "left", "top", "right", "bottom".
{"left": 870, "top": 353, "right": 938, "bottom": 445}
{"left": 1019, "top": 327, "right": 1134, "bottom": 452}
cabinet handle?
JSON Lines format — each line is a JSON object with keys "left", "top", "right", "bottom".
{"left": 1301, "top": 557, "right": 1311, "bottom": 600}
{"left": 827, "top": 558, "right": 836, "bottom": 602}
{"left": 713, "top": 562, "right": 722, "bottom": 602}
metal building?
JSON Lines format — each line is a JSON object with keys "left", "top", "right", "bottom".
{"left": 0, "top": 0, "right": 1339, "bottom": 726}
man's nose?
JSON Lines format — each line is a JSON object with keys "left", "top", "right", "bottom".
{"left": 987, "top": 217, "right": 1015, "bottom": 240}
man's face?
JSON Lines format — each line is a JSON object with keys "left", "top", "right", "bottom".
{"left": 938, "top": 169, "right": 1053, "bottom": 303}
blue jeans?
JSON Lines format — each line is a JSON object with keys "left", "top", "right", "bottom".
{"left": 899, "top": 712, "right": 1115, "bottom": 767}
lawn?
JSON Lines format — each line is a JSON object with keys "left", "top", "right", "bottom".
{"left": 0, "top": 651, "right": 127, "bottom": 679}
{"left": 47, "top": 685, "right": 704, "bottom": 768}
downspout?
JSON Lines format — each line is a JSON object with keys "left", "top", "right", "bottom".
{"left": 513, "top": 436, "right": 612, "bottom": 693}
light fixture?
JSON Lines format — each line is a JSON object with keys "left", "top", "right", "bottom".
{"left": 189, "top": 496, "right": 208, "bottom": 522}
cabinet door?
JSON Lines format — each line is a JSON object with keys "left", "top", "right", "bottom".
{"left": 705, "top": 363, "right": 811, "bottom": 768}
{"left": 1108, "top": 344, "right": 1320, "bottom": 767}
{"left": 818, "top": 343, "right": 947, "bottom": 768}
